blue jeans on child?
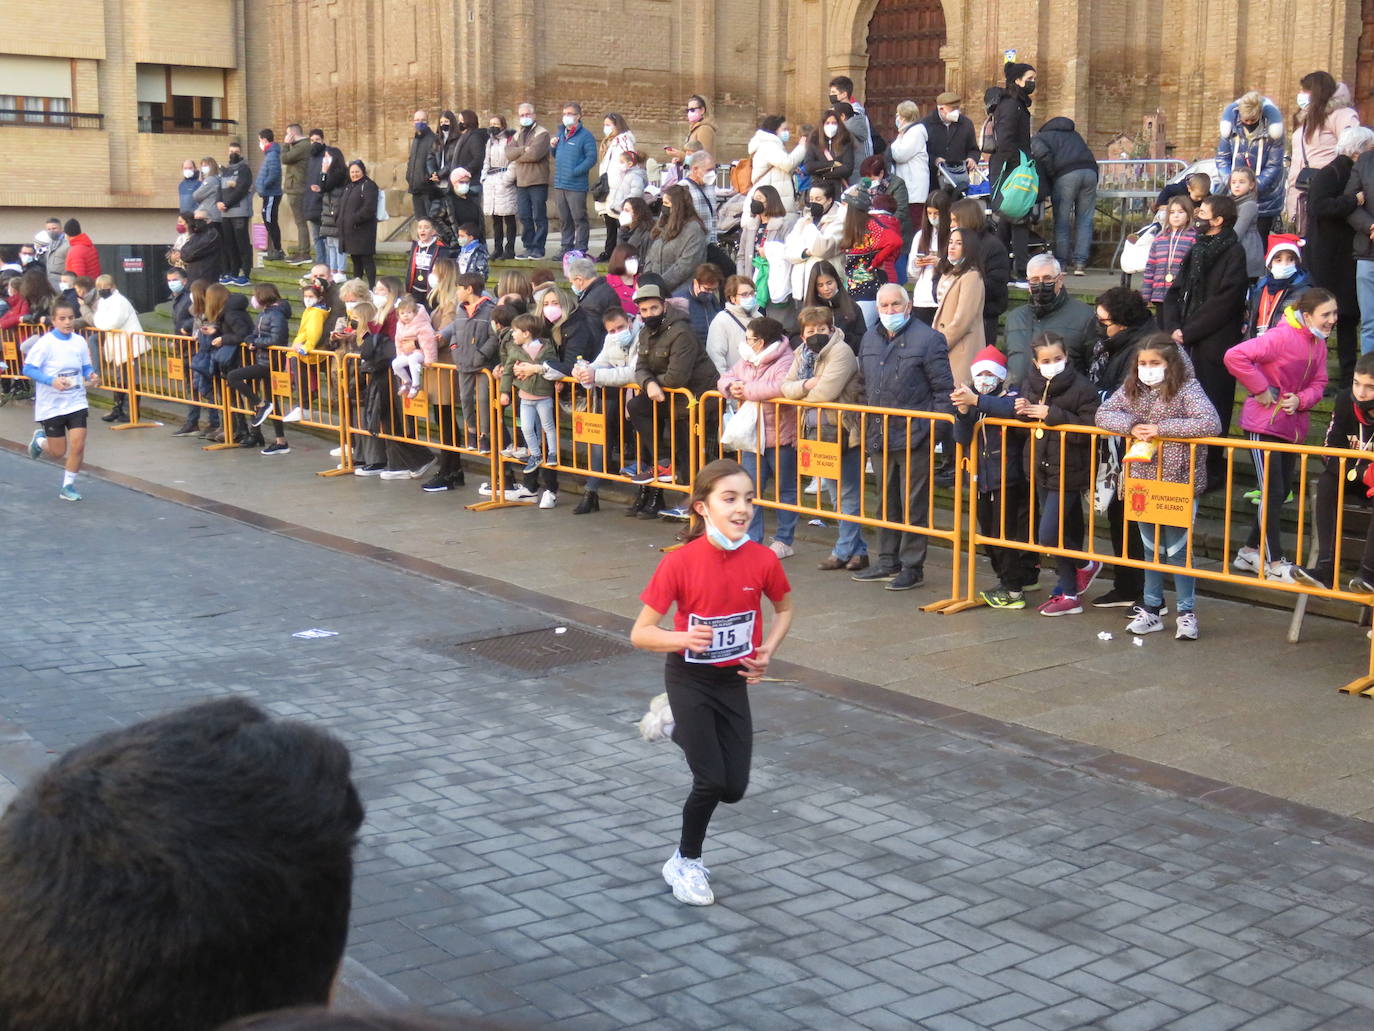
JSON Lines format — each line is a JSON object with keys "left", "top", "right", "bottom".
{"left": 519, "top": 396, "right": 557, "bottom": 464}
{"left": 1139, "top": 518, "right": 1197, "bottom": 614}
{"left": 742, "top": 445, "right": 799, "bottom": 545}
{"left": 1037, "top": 487, "right": 1085, "bottom": 596}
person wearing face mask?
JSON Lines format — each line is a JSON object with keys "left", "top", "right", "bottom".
{"left": 828, "top": 77, "right": 874, "bottom": 159}
{"left": 707, "top": 275, "right": 761, "bottom": 374}
{"left": 782, "top": 182, "right": 847, "bottom": 318}
{"left": 832, "top": 102, "right": 870, "bottom": 176}
{"left": 438, "top": 271, "right": 501, "bottom": 473}
{"left": 90, "top": 274, "right": 148, "bottom": 424}
{"left": 736, "top": 185, "right": 799, "bottom": 324}
{"left": 606, "top": 150, "right": 648, "bottom": 255}
{"left": 643, "top": 184, "right": 709, "bottom": 295}
{"left": 592, "top": 113, "right": 636, "bottom": 261}
{"left": 1295, "top": 352, "right": 1374, "bottom": 591}
{"left": 1004, "top": 253, "right": 1098, "bottom": 385}
{"left": 1244, "top": 236, "right": 1311, "bottom": 337}
{"left": 617, "top": 196, "right": 654, "bottom": 257}
{"left": 192, "top": 157, "right": 224, "bottom": 228}
{"left": 1013, "top": 333, "right": 1102, "bottom": 616}
{"left": 217, "top": 141, "right": 255, "bottom": 286}
{"left": 664, "top": 95, "right": 717, "bottom": 166}
{"left": 252, "top": 129, "right": 285, "bottom": 261}
{"left": 839, "top": 186, "right": 903, "bottom": 328}
{"left": 984, "top": 62, "right": 1037, "bottom": 281}
{"left": 1225, "top": 288, "right": 1336, "bottom": 583}
{"left": 1286, "top": 72, "right": 1358, "bottom": 229}
{"left": 851, "top": 283, "right": 955, "bottom": 591}
{"left": 1140, "top": 197, "right": 1197, "bottom": 310}
{"left": 532, "top": 281, "right": 595, "bottom": 379}
{"left": 575, "top": 307, "right": 642, "bottom": 513}
{"left": 451, "top": 221, "right": 489, "bottom": 283}
{"left": 933, "top": 227, "right": 985, "bottom": 386}
{"left": 303, "top": 130, "right": 347, "bottom": 275}
{"left": 682, "top": 151, "right": 720, "bottom": 245}
{"left": 225, "top": 283, "right": 293, "bottom": 454}
{"left": 607, "top": 243, "right": 641, "bottom": 313}
{"left": 279, "top": 123, "right": 313, "bottom": 264}
{"left": 505, "top": 103, "right": 552, "bottom": 259}
{"left": 407, "top": 110, "right": 436, "bottom": 222}
{"left": 718, "top": 316, "right": 801, "bottom": 557}
{"left": 951, "top": 344, "right": 1035, "bottom": 607}
{"left": 782, "top": 305, "right": 869, "bottom": 571}
{"left": 550, "top": 102, "right": 597, "bottom": 257}
{"left": 178, "top": 210, "right": 224, "bottom": 288}
{"left": 673, "top": 263, "right": 724, "bottom": 347}
{"left": 801, "top": 262, "right": 866, "bottom": 352}
{"left": 1216, "top": 92, "right": 1285, "bottom": 241}
{"left": 887, "top": 102, "right": 929, "bottom": 232}
{"left": 166, "top": 269, "right": 192, "bottom": 336}
{"left": 481, "top": 114, "right": 518, "bottom": 260}
{"left": 179, "top": 158, "right": 200, "bottom": 214}
{"left": 803, "top": 112, "right": 854, "bottom": 191}
{"left": 745, "top": 115, "right": 802, "bottom": 212}
{"left": 1097, "top": 337, "right": 1221, "bottom": 640}
{"left": 336, "top": 160, "right": 380, "bottom": 287}
{"left": 1308, "top": 126, "right": 1371, "bottom": 389}
{"left": 921, "top": 92, "right": 980, "bottom": 200}
{"left": 565, "top": 255, "right": 621, "bottom": 327}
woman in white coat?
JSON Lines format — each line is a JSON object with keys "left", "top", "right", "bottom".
{"left": 888, "top": 100, "right": 931, "bottom": 232}
{"left": 91, "top": 273, "right": 149, "bottom": 423}
{"left": 781, "top": 181, "right": 847, "bottom": 329}
{"left": 736, "top": 184, "right": 799, "bottom": 327}
{"left": 594, "top": 112, "right": 637, "bottom": 261}
{"left": 745, "top": 116, "right": 803, "bottom": 212}
{"left": 482, "top": 115, "right": 519, "bottom": 259}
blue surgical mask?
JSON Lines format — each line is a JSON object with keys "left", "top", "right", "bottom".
{"left": 704, "top": 515, "right": 749, "bottom": 551}
{"left": 779, "top": 129, "right": 791, "bottom": 143}
{"left": 604, "top": 328, "right": 632, "bottom": 349}
{"left": 1309, "top": 321, "right": 1330, "bottom": 340}
{"left": 737, "top": 294, "right": 758, "bottom": 313}
{"left": 879, "top": 311, "right": 908, "bottom": 334}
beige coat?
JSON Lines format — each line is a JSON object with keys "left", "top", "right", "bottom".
{"left": 933, "top": 268, "right": 985, "bottom": 386}
{"left": 686, "top": 118, "right": 716, "bottom": 158}
{"left": 780, "top": 327, "right": 862, "bottom": 447}
{"left": 505, "top": 124, "right": 552, "bottom": 188}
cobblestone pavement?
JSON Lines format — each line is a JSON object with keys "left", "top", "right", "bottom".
{"left": 4, "top": 450, "right": 1374, "bottom": 1030}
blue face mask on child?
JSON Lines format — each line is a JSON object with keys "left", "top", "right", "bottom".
{"left": 704, "top": 515, "right": 749, "bottom": 551}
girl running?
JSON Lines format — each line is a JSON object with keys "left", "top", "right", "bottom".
{"left": 631, "top": 459, "right": 793, "bottom": 906}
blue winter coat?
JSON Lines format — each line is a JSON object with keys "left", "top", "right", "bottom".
{"left": 1216, "top": 99, "right": 1285, "bottom": 219}
{"left": 552, "top": 124, "right": 597, "bottom": 192}
{"left": 953, "top": 388, "right": 1026, "bottom": 491}
{"left": 855, "top": 315, "right": 955, "bottom": 453}
{"left": 254, "top": 142, "right": 283, "bottom": 197}
{"left": 178, "top": 176, "right": 198, "bottom": 214}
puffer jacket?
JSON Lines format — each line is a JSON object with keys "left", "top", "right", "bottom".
{"left": 254, "top": 142, "right": 282, "bottom": 198}
{"left": 782, "top": 201, "right": 847, "bottom": 302}
{"left": 590, "top": 323, "right": 641, "bottom": 388}
{"left": 953, "top": 387, "right": 1026, "bottom": 491}
{"left": 1029, "top": 117, "right": 1097, "bottom": 186}
{"left": 633, "top": 306, "right": 717, "bottom": 394}
{"left": 1018, "top": 364, "right": 1099, "bottom": 491}
{"left": 63, "top": 234, "right": 101, "bottom": 278}
{"left": 248, "top": 299, "right": 292, "bottom": 365}
{"left": 746, "top": 129, "right": 802, "bottom": 210}
{"left": 1096, "top": 375, "right": 1220, "bottom": 492}
{"left": 1223, "top": 311, "right": 1329, "bottom": 443}
{"left": 552, "top": 123, "right": 596, "bottom": 192}
{"left": 887, "top": 120, "right": 931, "bottom": 206}
{"left": 481, "top": 132, "right": 517, "bottom": 217}
{"left": 718, "top": 338, "right": 797, "bottom": 448}
{"left": 442, "top": 296, "right": 500, "bottom": 372}
{"left": 91, "top": 289, "right": 149, "bottom": 361}
{"left": 780, "top": 328, "right": 861, "bottom": 447}
{"left": 609, "top": 164, "right": 647, "bottom": 211}
{"left": 1216, "top": 98, "right": 1285, "bottom": 218}
{"left": 855, "top": 314, "right": 955, "bottom": 453}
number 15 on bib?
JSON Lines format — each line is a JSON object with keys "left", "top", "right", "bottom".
{"left": 685, "top": 611, "right": 756, "bottom": 664}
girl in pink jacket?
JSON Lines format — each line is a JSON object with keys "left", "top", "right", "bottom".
{"left": 390, "top": 296, "right": 438, "bottom": 398}
{"left": 1224, "top": 289, "right": 1337, "bottom": 581}
{"left": 718, "top": 315, "right": 798, "bottom": 558}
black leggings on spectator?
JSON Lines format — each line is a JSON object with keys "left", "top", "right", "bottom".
{"left": 491, "top": 215, "right": 517, "bottom": 256}
{"left": 665, "top": 654, "right": 751, "bottom": 860}
{"left": 1246, "top": 432, "right": 1296, "bottom": 563}
{"left": 351, "top": 255, "right": 376, "bottom": 287}
{"left": 225, "top": 365, "right": 285, "bottom": 438}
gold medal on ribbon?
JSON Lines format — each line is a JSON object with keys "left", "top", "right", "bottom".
{"left": 1164, "top": 273, "right": 1174, "bottom": 284}
{"left": 1034, "top": 427, "right": 1044, "bottom": 439}
{"left": 1349, "top": 467, "right": 1359, "bottom": 481}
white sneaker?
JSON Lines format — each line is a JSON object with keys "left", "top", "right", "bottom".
{"left": 1175, "top": 612, "right": 1199, "bottom": 641}
{"left": 329, "top": 446, "right": 350, "bottom": 459}
{"left": 378, "top": 469, "right": 412, "bottom": 480}
{"left": 281, "top": 406, "right": 303, "bottom": 423}
{"left": 539, "top": 490, "right": 557, "bottom": 509}
{"left": 1124, "top": 603, "right": 1167, "bottom": 617}
{"left": 331, "top": 271, "right": 347, "bottom": 283}
{"left": 1265, "top": 560, "right": 1296, "bottom": 584}
{"left": 1125, "top": 606, "right": 1164, "bottom": 635}
{"left": 662, "top": 850, "right": 714, "bottom": 906}
{"left": 505, "top": 485, "right": 537, "bottom": 501}
{"left": 1233, "top": 546, "right": 1261, "bottom": 574}
{"left": 408, "top": 460, "right": 434, "bottom": 479}
{"left": 478, "top": 481, "right": 494, "bottom": 496}
{"left": 769, "top": 540, "right": 795, "bottom": 559}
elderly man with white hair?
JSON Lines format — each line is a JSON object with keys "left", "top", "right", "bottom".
{"left": 851, "top": 282, "right": 954, "bottom": 592}
{"left": 1002, "top": 253, "right": 1098, "bottom": 386}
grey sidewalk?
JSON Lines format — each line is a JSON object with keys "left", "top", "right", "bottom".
{"left": 4, "top": 402, "right": 1374, "bottom": 819}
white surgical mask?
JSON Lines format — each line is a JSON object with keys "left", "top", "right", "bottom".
{"left": 1271, "top": 262, "right": 1297, "bottom": 280}
{"left": 705, "top": 515, "right": 749, "bottom": 551}
{"left": 625, "top": 258, "right": 639, "bottom": 275}
{"left": 519, "top": 116, "right": 533, "bottom": 127}
{"left": 823, "top": 123, "right": 839, "bottom": 139}
{"left": 703, "top": 171, "right": 717, "bottom": 186}
{"left": 603, "top": 124, "right": 614, "bottom": 137}
{"left": 371, "top": 291, "right": 387, "bottom": 307}
{"left": 619, "top": 211, "right": 633, "bottom": 226}
{"left": 1297, "top": 91, "right": 1311, "bottom": 110}
{"left": 942, "top": 108, "right": 960, "bottom": 124}
{"left": 562, "top": 115, "right": 576, "bottom": 127}
{"left": 344, "top": 300, "right": 358, "bottom": 313}
{"left": 779, "top": 129, "right": 791, "bottom": 143}
{"left": 455, "top": 182, "right": 470, "bottom": 195}
{"left": 200, "top": 165, "right": 210, "bottom": 175}
{"left": 1138, "top": 365, "right": 1166, "bottom": 387}
{"left": 1038, "top": 359, "right": 1067, "bottom": 379}
{"left": 973, "top": 372, "right": 1001, "bottom": 394}
{"left": 183, "top": 168, "right": 195, "bottom": 179}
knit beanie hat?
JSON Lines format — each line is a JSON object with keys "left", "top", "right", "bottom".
{"left": 1264, "top": 233, "right": 1302, "bottom": 266}
{"left": 1005, "top": 62, "right": 1035, "bottom": 86}
{"left": 969, "top": 345, "right": 1008, "bottom": 380}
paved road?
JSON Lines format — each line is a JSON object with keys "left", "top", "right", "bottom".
{"left": 3, "top": 450, "right": 1374, "bottom": 1030}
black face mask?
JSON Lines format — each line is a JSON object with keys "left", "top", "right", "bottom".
{"left": 642, "top": 313, "right": 664, "bottom": 331}
{"left": 1357, "top": 397, "right": 1374, "bottom": 417}
{"left": 440, "top": 123, "right": 451, "bottom": 133}
{"left": 804, "top": 333, "right": 828, "bottom": 353}
{"left": 1022, "top": 80, "right": 1036, "bottom": 96}
{"left": 98, "top": 288, "right": 112, "bottom": 299}
{"left": 228, "top": 151, "right": 241, "bottom": 162}
{"left": 749, "top": 199, "right": 765, "bottom": 216}
{"left": 1028, "top": 281, "right": 1058, "bottom": 313}
{"left": 808, "top": 202, "right": 825, "bottom": 221}
{"left": 310, "top": 141, "right": 324, "bottom": 156}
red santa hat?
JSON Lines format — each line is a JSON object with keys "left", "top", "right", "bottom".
{"left": 1264, "top": 233, "right": 1303, "bottom": 267}
{"left": 969, "top": 345, "right": 1008, "bottom": 380}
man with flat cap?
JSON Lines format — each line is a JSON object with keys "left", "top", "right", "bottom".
{"left": 921, "top": 91, "right": 981, "bottom": 195}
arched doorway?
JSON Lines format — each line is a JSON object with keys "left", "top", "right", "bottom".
{"left": 863, "top": 0, "right": 947, "bottom": 132}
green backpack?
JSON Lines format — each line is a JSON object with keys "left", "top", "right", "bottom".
{"left": 995, "top": 151, "right": 1039, "bottom": 221}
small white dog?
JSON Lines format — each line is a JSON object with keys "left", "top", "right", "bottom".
{"left": 637, "top": 693, "right": 675, "bottom": 742}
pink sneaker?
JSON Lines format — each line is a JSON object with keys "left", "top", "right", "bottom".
{"left": 1075, "top": 560, "right": 1103, "bottom": 597}
{"left": 1039, "top": 594, "right": 1083, "bottom": 617}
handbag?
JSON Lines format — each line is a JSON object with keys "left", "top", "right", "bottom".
{"left": 1093, "top": 436, "right": 1123, "bottom": 514}
{"left": 591, "top": 172, "right": 610, "bottom": 202}
{"left": 1293, "top": 133, "right": 1314, "bottom": 193}
{"left": 719, "top": 400, "right": 761, "bottom": 453}
{"left": 375, "top": 188, "right": 390, "bottom": 222}
{"left": 751, "top": 254, "right": 771, "bottom": 308}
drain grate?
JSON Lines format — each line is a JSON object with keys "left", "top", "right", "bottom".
{"left": 452, "top": 625, "right": 634, "bottom": 673}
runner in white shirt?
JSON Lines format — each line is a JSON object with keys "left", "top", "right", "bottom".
{"left": 23, "top": 300, "right": 99, "bottom": 501}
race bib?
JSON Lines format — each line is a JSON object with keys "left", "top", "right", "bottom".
{"left": 685, "top": 610, "right": 756, "bottom": 664}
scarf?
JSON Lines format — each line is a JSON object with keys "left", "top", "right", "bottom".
{"left": 1182, "top": 227, "right": 1238, "bottom": 321}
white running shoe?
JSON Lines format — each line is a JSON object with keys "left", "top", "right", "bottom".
{"left": 662, "top": 850, "right": 714, "bottom": 906}
{"left": 769, "top": 540, "right": 795, "bottom": 560}
{"left": 329, "top": 445, "right": 350, "bottom": 459}
{"left": 539, "top": 490, "right": 557, "bottom": 509}
{"left": 1175, "top": 612, "right": 1199, "bottom": 641}
{"left": 1265, "top": 560, "right": 1296, "bottom": 584}
{"left": 281, "top": 406, "right": 304, "bottom": 423}
{"left": 505, "top": 485, "right": 537, "bottom": 501}
{"left": 1233, "top": 545, "right": 1261, "bottom": 574}
{"left": 1125, "top": 606, "right": 1164, "bottom": 635}
{"left": 378, "top": 469, "right": 412, "bottom": 480}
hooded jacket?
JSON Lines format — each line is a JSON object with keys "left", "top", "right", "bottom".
{"left": 440, "top": 295, "right": 500, "bottom": 373}
{"left": 254, "top": 142, "right": 282, "bottom": 198}
{"left": 634, "top": 306, "right": 717, "bottom": 394}
{"left": 1029, "top": 117, "right": 1098, "bottom": 185}
{"left": 1216, "top": 98, "right": 1285, "bottom": 218}
{"left": 179, "top": 221, "right": 222, "bottom": 284}
{"left": 247, "top": 299, "right": 292, "bottom": 364}
{"left": 1017, "top": 363, "right": 1099, "bottom": 491}
{"left": 407, "top": 123, "right": 435, "bottom": 194}
{"left": 1096, "top": 375, "right": 1220, "bottom": 491}
{"left": 219, "top": 156, "right": 254, "bottom": 218}
{"left": 1224, "top": 310, "right": 1329, "bottom": 443}
{"left": 280, "top": 138, "right": 311, "bottom": 195}
{"left": 63, "top": 233, "right": 100, "bottom": 278}
{"left": 718, "top": 336, "right": 798, "bottom": 447}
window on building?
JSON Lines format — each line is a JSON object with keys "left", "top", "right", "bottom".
{"left": 0, "top": 55, "right": 75, "bottom": 126}
{"left": 137, "top": 64, "right": 229, "bottom": 133}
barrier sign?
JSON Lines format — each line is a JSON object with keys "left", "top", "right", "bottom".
{"left": 798, "top": 437, "right": 842, "bottom": 479}
{"left": 271, "top": 370, "right": 292, "bottom": 397}
{"left": 1124, "top": 475, "right": 1194, "bottom": 528}
{"left": 572, "top": 409, "right": 606, "bottom": 446}
{"left": 402, "top": 390, "right": 429, "bottom": 418}
{"left": 167, "top": 356, "right": 184, "bottom": 380}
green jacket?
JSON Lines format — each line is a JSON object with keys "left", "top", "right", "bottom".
{"left": 500, "top": 335, "right": 560, "bottom": 397}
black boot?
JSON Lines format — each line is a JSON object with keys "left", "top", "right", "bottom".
{"left": 102, "top": 402, "right": 127, "bottom": 423}
{"left": 625, "top": 485, "right": 651, "bottom": 517}
{"left": 637, "top": 487, "right": 665, "bottom": 519}
{"left": 573, "top": 491, "right": 600, "bottom": 515}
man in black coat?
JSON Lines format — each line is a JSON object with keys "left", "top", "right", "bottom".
{"left": 1030, "top": 117, "right": 1099, "bottom": 274}
{"left": 921, "top": 91, "right": 980, "bottom": 194}
{"left": 1162, "top": 193, "right": 1248, "bottom": 486}
{"left": 407, "top": 110, "right": 436, "bottom": 222}
{"left": 302, "top": 129, "right": 345, "bottom": 269}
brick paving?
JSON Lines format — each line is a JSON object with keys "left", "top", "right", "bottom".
{"left": 3, "top": 450, "right": 1374, "bottom": 1030}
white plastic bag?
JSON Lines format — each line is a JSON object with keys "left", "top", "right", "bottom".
{"left": 375, "top": 188, "right": 390, "bottom": 222}
{"left": 1118, "top": 221, "right": 1160, "bottom": 274}
{"left": 719, "top": 400, "right": 761, "bottom": 453}
{"left": 637, "top": 693, "right": 675, "bottom": 742}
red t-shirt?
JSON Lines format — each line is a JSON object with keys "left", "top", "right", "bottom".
{"left": 640, "top": 536, "right": 791, "bottom": 667}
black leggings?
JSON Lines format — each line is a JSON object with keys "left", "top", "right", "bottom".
{"left": 351, "top": 254, "right": 376, "bottom": 287}
{"left": 1246, "top": 432, "right": 1297, "bottom": 563}
{"left": 225, "top": 364, "right": 285, "bottom": 437}
{"left": 665, "top": 654, "right": 752, "bottom": 860}
{"left": 491, "top": 215, "right": 517, "bottom": 256}
{"left": 600, "top": 213, "right": 619, "bottom": 256}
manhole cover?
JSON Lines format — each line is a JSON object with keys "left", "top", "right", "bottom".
{"left": 452, "top": 625, "right": 633, "bottom": 673}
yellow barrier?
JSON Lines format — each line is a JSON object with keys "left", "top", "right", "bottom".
{"left": 0, "top": 327, "right": 32, "bottom": 402}
{"left": 960, "top": 416, "right": 1374, "bottom": 695}
{"left": 697, "top": 389, "right": 966, "bottom": 612}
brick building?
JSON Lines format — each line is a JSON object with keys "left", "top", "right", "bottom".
{"left": 0, "top": 0, "right": 1370, "bottom": 245}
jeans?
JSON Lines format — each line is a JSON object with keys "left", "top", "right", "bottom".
{"left": 741, "top": 445, "right": 798, "bottom": 546}
{"left": 831, "top": 444, "right": 869, "bottom": 560}
{"left": 322, "top": 235, "right": 345, "bottom": 274}
{"left": 309, "top": 221, "right": 326, "bottom": 265}
{"left": 457, "top": 369, "right": 492, "bottom": 448}
{"left": 1140, "top": 518, "right": 1197, "bottom": 614}
{"left": 555, "top": 188, "right": 590, "bottom": 253}
{"left": 516, "top": 184, "right": 549, "bottom": 256}
{"left": 1051, "top": 168, "right": 1098, "bottom": 268}
{"left": 520, "top": 396, "right": 557, "bottom": 464}
{"left": 1037, "top": 486, "right": 1086, "bottom": 596}
{"left": 1358, "top": 261, "right": 1374, "bottom": 355}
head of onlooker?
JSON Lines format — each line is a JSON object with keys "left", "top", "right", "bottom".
{"left": 1196, "top": 193, "right": 1236, "bottom": 235}
{"left": 63, "top": 218, "right": 83, "bottom": 240}
{"left": 0, "top": 697, "right": 363, "bottom": 1031}
{"left": 939, "top": 226, "right": 977, "bottom": 278}
{"left": 828, "top": 76, "right": 858, "bottom": 108}
{"left": 687, "top": 150, "right": 715, "bottom": 186}
{"left": 1164, "top": 195, "right": 1194, "bottom": 233}
{"left": 166, "top": 266, "right": 187, "bottom": 298}
{"left": 58, "top": 269, "right": 77, "bottom": 296}
{"left": 561, "top": 101, "right": 582, "bottom": 132}
{"left": 516, "top": 102, "right": 536, "bottom": 130}
{"left": 724, "top": 273, "right": 757, "bottom": 316}
{"left": 44, "top": 216, "right": 63, "bottom": 243}
{"left": 18, "top": 242, "right": 36, "bottom": 266}
{"left": 1228, "top": 165, "right": 1256, "bottom": 200}
{"left": 1095, "top": 285, "right": 1153, "bottom": 338}
{"left": 895, "top": 100, "right": 920, "bottom": 134}
{"left": 814, "top": 109, "right": 852, "bottom": 151}
{"left": 1025, "top": 253, "right": 1065, "bottom": 314}
{"left": 72, "top": 275, "right": 95, "bottom": 301}
{"left": 935, "top": 91, "right": 963, "bottom": 125}
{"left": 496, "top": 268, "right": 533, "bottom": 307}
{"left": 566, "top": 256, "right": 599, "bottom": 297}
{"left": 529, "top": 267, "right": 556, "bottom": 289}
{"left": 608, "top": 243, "right": 639, "bottom": 280}
{"left": 94, "top": 273, "right": 118, "bottom": 300}
{"left": 1185, "top": 172, "right": 1211, "bottom": 205}
{"left": 1338, "top": 125, "right": 1374, "bottom": 162}
{"left": 876, "top": 282, "right": 912, "bottom": 335}
{"left": 621, "top": 195, "right": 653, "bottom": 232}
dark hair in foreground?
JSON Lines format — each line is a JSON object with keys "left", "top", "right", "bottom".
{"left": 220, "top": 1007, "right": 527, "bottom": 1030}
{"left": 0, "top": 697, "right": 363, "bottom": 1031}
